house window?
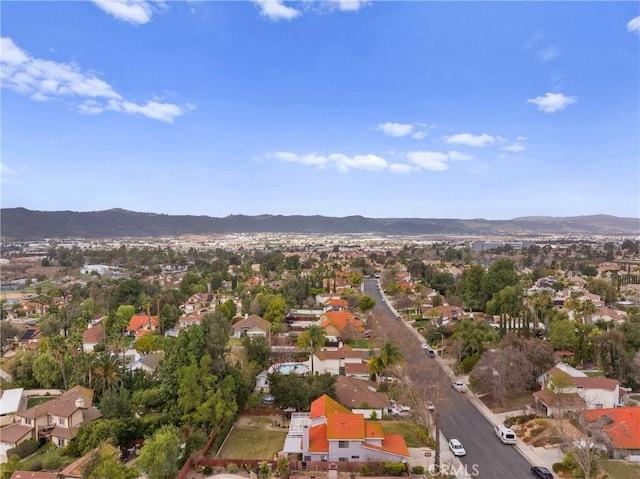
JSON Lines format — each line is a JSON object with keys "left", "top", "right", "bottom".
{"left": 24, "top": 418, "right": 31, "bottom": 425}
{"left": 58, "top": 417, "right": 65, "bottom": 426}
{"left": 596, "top": 403, "right": 603, "bottom": 409}
{"left": 351, "top": 456, "right": 360, "bottom": 460}
{"left": 320, "top": 455, "right": 328, "bottom": 462}
{"left": 338, "top": 441, "right": 348, "bottom": 448}
{"left": 57, "top": 438, "right": 65, "bottom": 447}
{"left": 338, "top": 457, "right": 348, "bottom": 462}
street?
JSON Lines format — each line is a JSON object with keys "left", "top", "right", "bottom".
{"left": 364, "top": 279, "right": 536, "bottom": 479}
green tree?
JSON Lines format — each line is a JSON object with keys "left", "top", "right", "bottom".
{"left": 297, "top": 325, "right": 326, "bottom": 375}
{"left": 358, "top": 295, "right": 376, "bottom": 312}
{"left": 242, "top": 335, "right": 271, "bottom": 370}
{"left": 33, "top": 351, "right": 63, "bottom": 388}
{"left": 137, "top": 425, "right": 182, "bottom": 479}
{"left": 549, "top": 320, "right": 577, "bottom": 351}
{"left": 264, "top": 295, "right": 286, "bottom": 323}
{"left": 216, "top": 299, "right": 237, "bottom": 321}
{"left": 84, "top": 445, "right": 138, "bottom": 479}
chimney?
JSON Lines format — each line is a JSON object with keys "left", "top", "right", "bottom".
{"left": 75, "top": 398, "right": 86, "bottom": 409}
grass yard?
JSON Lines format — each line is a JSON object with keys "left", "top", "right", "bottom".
{"left": 216, "top": 416, "right": 287, "bottom": 460}
{"left": 27, "top": 396, "right": 56, "bottom": 408}
{"left": 380, "top": 420, "right": 430, "bottom": 448}
{"left": 600, "top": 460, "right": 640, "bottom": 479}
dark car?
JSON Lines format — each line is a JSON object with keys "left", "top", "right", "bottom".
{"left": 530, "top": 466, "right": 553, "bottom": 479}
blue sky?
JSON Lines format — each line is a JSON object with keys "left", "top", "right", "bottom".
{"left": 2, "top": 1, "right": 639, "bottom": 220}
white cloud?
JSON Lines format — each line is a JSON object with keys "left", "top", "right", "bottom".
{"left": 628, "top": 16, "right": 640, "bottom": 34}
{"left": 388, "top": 163, "right": 418, "bottom": 174}
{"left": 537, "top": 46, "right": 560, "bottom": 62}
{"left": 376, "top": 122, "right": 414, "bottom": 137}
{"left": 443, "top": 133, "right": 495, "bottom": 147}
{"left": 412, "top": 131, "right": 428, "bottom": 140}
{"left": 78, "top": 100, "right": 104, "bottom": 115}
{"left": 501, "top": 143, "right": 526, "bottom": 152}
{"left": 407, "top": 151, "right": 449, "bottom": 171}
{"left": 329, "top": 153, "right": 388, "bottom": 172}
{"left": 0, "top": 162, "right": 20, "bottom": 186}
{"left": 268, "top": 151, "right": 388, "bottom": 172}
{"left": 1, "top": 37, "right": 190, "bottom": 123}
{"left": 268, "top": 151, "right": 328, "bottom": 167}
{"left": 253, "top": 0, "right": 301, "bottom": 21}
{"left": 336, "top": 0, "right": 370, "bottom": 11}
{"left": 516, "top": 136, "right": 528, "bottom": 141}
{"left": 448, "top": 151, "right": 472, "bottom": 161}
{"left": 527, "top": 92, "right": 577, "bottom": 113}
{"left": 92, "top": 0, "right": 154, "bottom": 25}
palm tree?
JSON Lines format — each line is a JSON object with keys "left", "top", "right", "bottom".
{"left": 297, "top": 325, "right": 326, "bottom": 375}
{"left": 368, "top": 340, "right": 403, "bottom": 384}
{"left": 93, "top": 352, "right": 122, "bottom": 399}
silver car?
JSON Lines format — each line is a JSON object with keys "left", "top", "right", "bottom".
{"left": 448, "top": 438, "right": 466, "bottom": 456}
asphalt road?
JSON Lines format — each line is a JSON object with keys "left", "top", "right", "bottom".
{"left": 364, "top": 279, "right": 536, "bottom": 479}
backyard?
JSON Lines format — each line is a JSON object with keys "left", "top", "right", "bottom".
{"left": 215, "top": 416, "right": 287, "bottom": 460}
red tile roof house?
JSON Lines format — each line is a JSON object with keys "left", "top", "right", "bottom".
{"left": 126, "top": 314, "right": 158, "bottom": 338}
{"left": 285, "top": 394, "right": 409, "bottom": 462}
{"left": 9, "top": 386, "right": 101, "bottom": 448}
{"left": 581, "top": 407, "right": 640, "bottom": 460}
{"left": 534, "top": 363, "right": 623, "bottom": 417}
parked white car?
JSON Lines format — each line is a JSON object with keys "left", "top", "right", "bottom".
{"left": 452, "top": 381, "right": 466, "bottom": 393}
{"left": 448, "top": 438, "right": 466, "bottom": 456}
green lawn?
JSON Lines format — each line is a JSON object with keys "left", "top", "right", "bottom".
{"left": 600, "top": 460, "right": 640, "bottom": 479}
{"left": 216, "top": 417, "right": 287, "bottom": 460}
{"left": 380, "top": 420, "right": 430, "bottom": 448}
{"left": 27, "top": 396, "right": 56, "bottom": 408}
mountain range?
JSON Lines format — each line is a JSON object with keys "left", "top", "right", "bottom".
{"left": 1, "top": 208, "right": 638, "bottom": 240}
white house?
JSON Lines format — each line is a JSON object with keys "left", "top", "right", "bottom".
{"left": 312, "top": 346, "right": 369, "bottom": 376}
{"left": 534, "top": 363, "right": 623, "bottom": 417}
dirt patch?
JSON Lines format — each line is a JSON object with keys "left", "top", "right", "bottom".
{"left": 479, "top": 390, "right": 534, "bottom": 414}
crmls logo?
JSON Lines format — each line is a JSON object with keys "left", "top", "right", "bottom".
{"left": 426, "top": 463, "right": 481, "bottom": 477}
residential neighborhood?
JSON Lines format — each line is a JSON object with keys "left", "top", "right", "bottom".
{"left": 1, "top": 234, "right": 639, "bottom": 479}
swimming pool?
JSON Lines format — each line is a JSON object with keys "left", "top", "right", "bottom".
{"left": 268, "top": 362, "right": 311, "bottom": 375}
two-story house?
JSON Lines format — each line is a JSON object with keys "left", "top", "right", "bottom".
{"left": 312, "top": 346, "right": 369, "bottom": 376}
{"left": 534, "top": 363, "right": 623, "bottom": 417}
{"left": 11, "top": 386, "right": 101, "bottom": 448}
{"left": 285, "top": 394, "right": 409, "bottom": 462}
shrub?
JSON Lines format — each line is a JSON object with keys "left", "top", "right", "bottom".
{"left": 530, "top": 426, "right": 546, "bottom": 437}
{"left": 552, "top": 462, "right": 569, "bottom": 474}
{"left": 359, "top": 465, "right": 372, "bottom": 476}
{"left": 411, "top": 466, "right": 425, "bottom": 474}
{"left": 226, "top": 463, "right": 239, "bottom": 474}
{"left": 382, "top": 462, "right": 407, "bottom": 476}
{"left": 203, "top": 465, "right": 214, "bottom": 475}
{"left": 8, "top": 439, "right": 40, "bottom": 459}
{"left": 275, "top": 456, "right": 290, "bottom": 478}
{"left": 460, "top": 354, "right": 480, "bottom": 374}
{"left": 28, "top": 459, "right": 43, "bottom": 471}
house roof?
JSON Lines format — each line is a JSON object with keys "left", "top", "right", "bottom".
{"left": 59, "top": 444, "right": 120, "bottom": 478}
{"left": 582, "top": 407, "right": 640, "bottom": 450}
{"left": 533, "top": 390, "right": 586, "bottom": 409}
{"left": 335, "top": 376, "right": 389, "bottom": 409}
{"left": 232, "top": 314, "right": 270, "bottom": 332}
{"left": 365, "top": 421, "right": 384, "bottom": 439}
{"left": 10, "top": 472, "right": 58, "bottom": 479}
{"left": 82, "top": 323, "right": 104, "bottom": 345}
{"left": 19, "top": 386, "right": 95, "bottom": 420}
{"left": 310, "top": 394, "right": 350, "bottom": 419}
{"left": 326, "top": 413, "right": 365, "bottom": 440}
{"left": 362, "top": 434, "right": 411, "bottom": 458}
{"left": 308, "top": 424, "right": 329, "bottom": 453}
{"left": 0, "top": 423, "right": 33, "bottom": 445}
{"left": 0, "top": 388, "right": 24, "bottom": 415}
{"left": 315, "top": 346, "right": 365, "bottom": 361}
{"left": 51, "top": 424, "right": 77, "bottom": 440}
{"left": 320, "top": 310, "right": 363, "bottom": 334}
{"left": 126, "top": 314, "right": 158, "bottom": 332}
{"left": 573, "top": 376, "right": 619, "bottom": 391}
{"left": 344, "top": 363, "right": 370, "bottom": 375}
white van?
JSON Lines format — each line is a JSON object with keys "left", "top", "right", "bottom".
{"left": 495, "top": 425, "right": 517, "bottom": 444}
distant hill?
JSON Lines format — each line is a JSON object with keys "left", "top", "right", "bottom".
{"left": 1, "top": 208, "right": 638, "bottom": 240}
